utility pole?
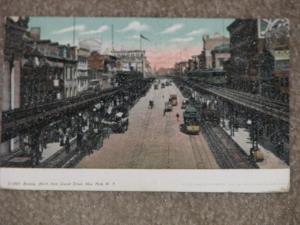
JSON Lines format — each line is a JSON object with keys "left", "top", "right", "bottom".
{"left": 140, "top": 33, "right": 142, "bottom": 51}
{"left": 111, "top": 24, "right": 114, "bottom": 51}
{"left": 140, "top": 34, "right": 144, "bottom": 77}
{"left": 73, "top": 17, "right": 76, "bottom": 46}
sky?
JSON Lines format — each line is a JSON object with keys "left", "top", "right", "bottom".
{"left": 28, "top": 17, "right": 234, "bottom": 69}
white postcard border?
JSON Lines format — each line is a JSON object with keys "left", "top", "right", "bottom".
{"left": 0, "top": 168, "right": 290, "bottom": 192}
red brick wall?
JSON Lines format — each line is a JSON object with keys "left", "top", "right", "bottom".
{"left": 88, "top": 52, "right": 105, "bottom": 70}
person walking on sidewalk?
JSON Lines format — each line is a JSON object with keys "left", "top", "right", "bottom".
{"left": 176, "top": 112, "right": 180, "bottom": 122}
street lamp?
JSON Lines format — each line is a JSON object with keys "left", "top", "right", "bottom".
{"left": 93, "top": 107, "right": 100, "bottom": 134}
{"left": 248, "top": 115, "right": 264, "bottom": 162}
{"left": 228, "top": 104, "right": 235, "bottom": 136}
{"left": 222, "top": 101, "right": 226, "bottom": 128}
{"left": 92, "top": 106, "right": 104, "bottom": 150}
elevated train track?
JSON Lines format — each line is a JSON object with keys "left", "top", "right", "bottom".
{"left": 178, "top": 78, "right": 289, "bottom": 123}
{"left": 176, "top": 81, "right": 257, "bottom": 168}
{"left": 201, "top": 121, "right": 258, "bottom": 169}
{"left": 1, "top": 78, "right": 152, "bottom": 142}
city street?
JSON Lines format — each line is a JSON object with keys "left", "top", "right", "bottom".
{"left": 79, "top": 80, "right": 219, "bottom": 169}
{"left": 0, "top": 17, "right": 290, "bottom": 169}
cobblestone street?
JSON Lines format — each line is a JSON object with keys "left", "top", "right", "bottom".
{"left": 79, "top": 80, "right": 219, "bottom": 169}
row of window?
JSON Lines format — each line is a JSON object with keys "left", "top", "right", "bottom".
{"left": 114, "top": 52, "right": 144, "bottom": 58}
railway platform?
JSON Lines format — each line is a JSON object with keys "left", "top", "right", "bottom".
{"left": 221, "top": 120, "right": 288, "bottom": 169}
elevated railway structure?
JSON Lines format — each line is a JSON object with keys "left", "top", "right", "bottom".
{"left": 175, "top": 76, "right": 289, "bottom": 164}
{"left": 201, "top": 121, "right": 258, "bottom": 169}
{"left": 1, "top": 78, "right": 152, "bottom": 142}
{"left": 178, "top": 78, "right": 288, "bottom": 123}
{"left": 0, "top": 77, "right": 153, "bottom": 167}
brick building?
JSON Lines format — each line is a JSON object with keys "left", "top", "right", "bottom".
{"left": 59, "top": 45, "right": 77, "bottom": 98}
{"left": 202, "top": 33, "right": 229, "bottom": 69}
{"left": 1, "top": 17, "right": 29, "bottom": 154}
{"left": 111, "top": 50, "right": 146, "bottom": 73}
{"left": 21, "top": 42, "right": 65, "bottom": 105}
{"left": 2, "top": 17, "right": 28, "bottom": 112}
{"left": 264, "top": 19, "right": 289, "bottom": 102}
{"left": 76, "top": 48, "right": 90, "bottom": 93}
{"left": 227, "top": 18, "right": 289, "bottom": 101}
{"left": 88, "top": 51, "right": 118, "bottom": 89}
{"left": 211, "top": 43, "right": 231, "bottom": 70}
{"left": 227, "top": 19, "right": 265, "bottom": 93}
{"left": 174, "top": 61, "right": 189, "bottom": 76}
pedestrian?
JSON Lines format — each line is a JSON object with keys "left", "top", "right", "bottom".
{"left": 82, "top": 133, "right": 88, "bottom": 153}
{"left": 107, "top": 127, "right": 112, "bottom": 139}
{"left": 42, "top": 131, "right": 48, "bottom": 149}
{"left": 77, "top": 131, "right": 82, "bottom": 151}
{"left": 65, "top": 136, "right": 70, "bottom": 153}
{"left": 86, "top": 132, "right": 93, "bottom": 155}
{"left": 59, "top": 129, "right": 64, "bottom": 146}
{"left": 176, "top": 112, "right": 180, "bottom": 122}
{"left": 163, "top": 109, "right": 166, "bottom": 116}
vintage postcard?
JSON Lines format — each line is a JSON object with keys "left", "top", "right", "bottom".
{"left": 0, "top": 17, "right": 289, "bottom": 192}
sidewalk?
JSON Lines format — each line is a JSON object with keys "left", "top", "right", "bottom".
{"left": 40, "top": 142, "right": 64, "bottom": 163}
{"left": 42, "top": 132, "right": 86, "bottom": 162}
{"left": 3, "top": 142, "right": 65, "bottom": 167}
{"left": 221, "top": 119, "right": 288, "bottom": 169}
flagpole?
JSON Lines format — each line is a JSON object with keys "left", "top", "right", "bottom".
{"left": 140, "top": 33, "right": 142, "bottom": 51}
{"left": 140, "top": 34, "right": 144, "bottom": 77}
{"left": 111, "top": 24, "right": 114, "bottom": 51}
{"left": 73, "top": 17, "right": 76, "bottom": 46}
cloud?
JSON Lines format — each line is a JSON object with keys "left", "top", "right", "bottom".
{"left": 161, "top": 23, "right": 184, "bottom": 34}
{"left": 80, "top": 25, "right": 109, "bottom": 35}
{"left": 52, "top": 25, "right": 85, "bottom": 34}
{"left": 78, "top": 39, "right": 102, "bottom": 51}
{"left": 119, "top": 21, "right": 150, "bottom": 32}
{"left": 171, "top": 37, "right": 194, "bottom": 42}
{"left": 128, "top": 34, "right": 140, "bottom": 39}
{"left": 186, "top": 28, "right": 206, "bottom": 36}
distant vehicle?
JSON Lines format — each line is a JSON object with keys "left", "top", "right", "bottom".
{"left": 187, "top": 70, "right": 226, "bottom": 86}
{"left": 183, "top": 106, "right": 200, "bottom": 134}
{"left": 149, "top": 100, "right": 154, "bottom": 109}
{"left": 169, "top": 94, "right": 178, "bottom": 106}
{"left": 101, "top": 111, "right": 129, "bottom": 133}
{"left": 201, "top": 102, "right": 220, "bottom": 125}
{"left": 165, "top": 81, "right": 170, "bottom": 86}
{"left": 164, "top": 101, "right": 172, "bottom": 112}
{"left": 114, "top": 112, "right": 129, "bottom": 133}
{"left": 161, "top": 83, "right": 165, "bottom": 88}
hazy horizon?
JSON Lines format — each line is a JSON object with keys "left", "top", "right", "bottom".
{"left": 28, "top": 17, "right": 234, "bottom": 68}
